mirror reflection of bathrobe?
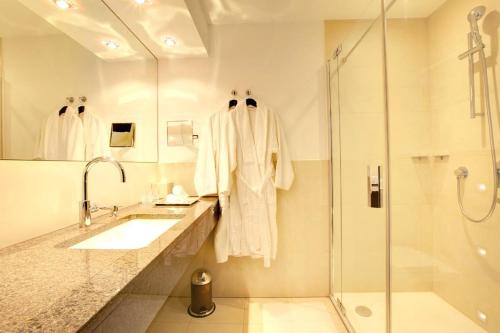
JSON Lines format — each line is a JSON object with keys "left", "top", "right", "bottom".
{"left": 229, "top": 103, "right": 294, "bottom": 267}
{"left": 77, "top": 110, "right": 110, "bottom": 161}
{"left": 35, "top": 108, "right": 109, "bottom": 161}
{"left": 35, "top": 107, "right": 83, "bottom": 160}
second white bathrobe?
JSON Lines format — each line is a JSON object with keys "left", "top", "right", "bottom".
{"left": 194, "top": 108, "right": 237, "bottom": 263}
{"left": 229, "top": 103, "right": 294, "bottom": 267}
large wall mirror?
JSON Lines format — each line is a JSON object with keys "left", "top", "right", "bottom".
{"left": 0, "top": 0, "right": 158, "bottom": 162}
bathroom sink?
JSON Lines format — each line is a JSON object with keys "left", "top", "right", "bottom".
{"left": 70, "top": 216, "right": 182, "bottom": 250}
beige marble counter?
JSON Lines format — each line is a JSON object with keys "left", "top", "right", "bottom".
{"left": 0, "top": 199, "right": 217, "bottom": 333}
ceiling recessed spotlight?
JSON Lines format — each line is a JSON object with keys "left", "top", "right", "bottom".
{"left": 477, "top": 310, "right": 487, "bottom": 322}
{"left": 54, "top": 0, "right": 72, "bottom": 10}
{"left": 163, "top": 36, "right": 177, "bottom": 48}
{"left": 134, "top": 0, "right": 147, "bottom": 4}
{"left": 477, "top": 247, "right": 487, "bottom": 257}
{"left": 103, "top": 40, "right": 120, "bottom": 50}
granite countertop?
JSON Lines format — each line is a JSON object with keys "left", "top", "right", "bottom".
{"left": 0, "top": 199, "right": 217, "bottom": 333}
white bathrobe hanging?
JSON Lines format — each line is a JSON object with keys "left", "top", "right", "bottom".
{"left": 194, "top": 107, "right": 237, "bottom": 263}
{"left": 35, "top": 107, "right": 83, "bottom": 160}
{"left": 194, "top": 108, "right": 237, "bottom": 196}
{"left": 229, "top": 102, "right": 294, "bottom": 267}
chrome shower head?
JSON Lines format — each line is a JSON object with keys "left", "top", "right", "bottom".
{"left": 468, "top": 6, "right": 486, "bottom": 24}
{"left": 467, "top": 6, "right": 486, "bottom": 45}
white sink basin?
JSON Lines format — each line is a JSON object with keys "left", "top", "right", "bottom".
{"left": 70, "top": 218, "right": 181, "bottom": 250}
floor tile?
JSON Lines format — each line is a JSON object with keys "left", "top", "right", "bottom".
{"left": 154, "top": 297, "right": 192, "bottom": 323}
{"left": 244, "top": 323, "right": 294, "bottom": 333}
{"left": 191, "top": 298, "right": 247, "bottom": 324}
{"left": 147, "top": 321, "right": 189, "bottom": 333}
{"left": 151, "top": 297, "right": 348, "bottom": 333}
{"left": 290, "top": 321, "right": 342, "bottom": 333}
{"left": 246, "top": 298, "right": 293, "bottom": 324}
{"left": 188, "top": 323, "right": 243, "bottom": 333}
{"left": 288, "top": 299, "right": 333, "bottom": 322}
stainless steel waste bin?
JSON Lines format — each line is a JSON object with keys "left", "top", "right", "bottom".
{"left": 188, "top": 269, "right": 216, "bottom": 317}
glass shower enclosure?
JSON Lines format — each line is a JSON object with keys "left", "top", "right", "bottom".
{"left": 328, "top": 0, "right": 500, "bottom": 332}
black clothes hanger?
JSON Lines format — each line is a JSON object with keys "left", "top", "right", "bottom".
{"left": 59, "top": 97, "right": 74, "bottom": 116}
{"left": 58, "top": 105, "right": 68, "bottom": 116}
{"left": 228, "top": 89, "right": 238, "bottom": 110}
{"left": 78, "top": 96, "right": 87, "bottom": 114}
{"left": 246, "top": 98, "right": 257, "bottom": 107}
{"left": 229, "top": 99, "right": 238, "bottom": 109}
{"left": 245, "top": 90, "right": 257, "bottom": 107}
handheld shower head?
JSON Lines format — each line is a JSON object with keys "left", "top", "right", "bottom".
{"left": 468, "top": 6, "right": 486, "bottom": 23}
{"left": 467, "top": 6, "right": 486, "bottom": 45}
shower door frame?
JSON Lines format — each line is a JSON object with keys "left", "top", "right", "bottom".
{"left": 0, "top": 38, "right": 3, "bottom": 159}
{"left": 328, "top": 0, "right": 393, "bottom": 332}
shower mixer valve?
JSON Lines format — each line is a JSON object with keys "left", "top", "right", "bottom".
{"left": 454, "top": 167, "right": 469, "bottom": 179}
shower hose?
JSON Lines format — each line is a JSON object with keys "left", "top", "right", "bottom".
{"left": 456, "top": 38, "right": 499, "bottom": 223}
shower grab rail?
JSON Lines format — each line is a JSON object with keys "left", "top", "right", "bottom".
{"left": 458, "top": 32, "right": 482, "bottom": 118}
{"left": 456, "top": 6, "right": 499, "bottom": 223}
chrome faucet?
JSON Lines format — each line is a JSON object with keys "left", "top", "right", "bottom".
{"left": 80, "top": 157, "right": 126, "bottom": 227}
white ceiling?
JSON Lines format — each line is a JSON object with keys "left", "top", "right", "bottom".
{"left": 14, "top": 0, "right": 153, "bottom": 61}
{"left": 0, "top": 1, "right": 60, "bottom": 38}
{"left": 104, "top": 0, "right": 209, "bottom": 58}
{"left": 202, "top": 0, "right": 448, "bottom": 25}
{"left": 0, "top": 0, "right": 449, "bottom": 61}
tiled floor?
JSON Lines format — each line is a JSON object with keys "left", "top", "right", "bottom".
{"left": 147, "top": 297, "right": 348, "bottom": 333}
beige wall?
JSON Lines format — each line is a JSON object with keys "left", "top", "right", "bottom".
{"left": 168, "top": 161, "right": 330, "bottom": 297}
{"left": 326, "top": 19, "right": 389, "bottom": 293}
{"left": 427, "top": 0, "right": 500, "bottom": 331}
{"left": 386, "top": 18, "right": 434, "bottom": 292}
{"left": 158, "top": 22, "right": 331, "bottom": 297}
{"left": 0, "top": 21, "right": 331, "bottom": 300}
{"left": 326, "top": 17, "right": 433, "bottom": 293}
{"left": 0, "top": 159, "right": 330, "bottom": 298}
{"left": 327, "top": 0, "right": 500, "bottom": 330}
{"left": 0, "top": 160, "right": 158, "bottom": 249}
{"left": 158, "top": 22, "right": 329, "bottom": 163}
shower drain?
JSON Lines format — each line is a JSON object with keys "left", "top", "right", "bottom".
{"left": 355, "top": 305, "right": 373, "bottom": 317}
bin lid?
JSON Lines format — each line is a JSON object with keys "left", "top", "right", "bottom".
{"left": 191, "top": 269, "right": 212, "bottom": 285}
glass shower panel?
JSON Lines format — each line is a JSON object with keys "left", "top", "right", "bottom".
{"left": 386, "top": 0, "right": 499, "bottom": 332}
{"left": 328, "top": 55, "right": 343, "bottom": 310}
{"left": 329, "top": 2, "right": 389, "bottom": 331}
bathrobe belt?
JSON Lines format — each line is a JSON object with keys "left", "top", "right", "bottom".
{"left": 236, "top": 169, "right": 273, "bottom": 197}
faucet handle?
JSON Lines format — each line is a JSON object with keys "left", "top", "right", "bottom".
{"left": 92, "top": 204, "right": 119, "bottom": 217}
{"left": 90, "top": 203, "right": 99, "bottom": 214}
{"left": 109, "top": 205, "right": 119, "bottom": 217}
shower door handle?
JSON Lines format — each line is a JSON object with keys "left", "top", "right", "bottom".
{"left": 367, "top": 165, "right": 382, "bottom": 208}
